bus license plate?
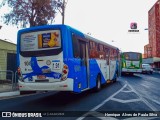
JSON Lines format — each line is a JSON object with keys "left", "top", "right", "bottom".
{"left": 37, "top": 75, "right": 46, "bottom": 79}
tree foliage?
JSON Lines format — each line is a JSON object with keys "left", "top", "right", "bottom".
{"left": 0, "top": 0, "right": 63, "bottom": 27}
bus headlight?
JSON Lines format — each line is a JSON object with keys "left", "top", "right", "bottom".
{"left": 123, "top": 62, "right": 126, "bottom": 68}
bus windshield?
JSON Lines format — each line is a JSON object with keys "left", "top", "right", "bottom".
{"left": 124, "top": 52, "right": 140, "bottom": 60}
{"left": 20, "top": 30, "right": 62, "bottom": 57}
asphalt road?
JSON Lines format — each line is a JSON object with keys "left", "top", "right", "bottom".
{"left": 0, "top": 73, "right": 160, "bottom": 120}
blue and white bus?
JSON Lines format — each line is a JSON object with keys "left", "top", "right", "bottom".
{"left": 17, "top": 25, "right": 120, "bottom": 94}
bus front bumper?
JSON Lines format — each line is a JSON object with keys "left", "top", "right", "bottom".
{"left": 122, "top": 68, "right": 142, "bottom": 73}
{"left": 18, "top": 78, "right": 73, "bottom": 91}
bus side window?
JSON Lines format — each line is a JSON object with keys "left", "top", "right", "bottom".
{"left": 125, "top": 54, "right": 129, "bottom": 59}
{"left": 98, "top": 44, "right": 104, "bottom": 59}
{"left": 110, "top": 49, "right": 113, "bottom": 60}
{"left": 116, "top": 49, "right": 119, "bottom": 60}
{"left": 94, "top": 42, "right": 98, "bottom": 58}
{"left": 89, "top": 41, "right": 98, "bottom": 58}
{"left": 114, "top": 49, "right": 118, "bottom": 60}
{"left": 72, "top": 34, "right": 80, "bottom": 58}
{"left": 105, "top": 48, "right": 110, "bottom": 65}
{"left": 89, "top": 41, "right": 92, "bottom": 49}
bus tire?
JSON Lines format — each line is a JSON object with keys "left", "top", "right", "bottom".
{"left": 20, "top": 91, "right": 36, "bottom": 95}
{"left": 95, "top": 74, "right": 101, "bottom": 92}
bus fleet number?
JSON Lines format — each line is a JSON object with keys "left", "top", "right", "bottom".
{"left": 53, "top": 62, "right": 60, "bottom": 69}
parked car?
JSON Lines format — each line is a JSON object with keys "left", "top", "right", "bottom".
{"left": 142, "top": 64, "right": 153, "bottom": 74}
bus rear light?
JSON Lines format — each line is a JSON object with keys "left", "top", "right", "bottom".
{"left": 17, "top": 67, "right": 24, "bottom": 81}
{"left": 123, "top": 62, "right": 126, "bottom": 68}
{"left": 19, "top": 85, "right": 24, "bottom": 88}
{"left": 63, "top": 70, "right": 67, "bottom": 74}
{"left": 17, "top": 67, "right": 21, "bottom": 76}
{"left": 61, "top": 64, "right": 69, "bottom": 81}
{"left": 63, "top": 65, "right": 68, "bottom": 69}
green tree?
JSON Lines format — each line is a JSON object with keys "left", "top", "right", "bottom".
{"left": 0, "top": 0, "right": 63, "bottom": 27}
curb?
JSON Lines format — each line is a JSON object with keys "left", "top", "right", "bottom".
{"left": 0, "top": 91, "right": 20, "bottom": 97}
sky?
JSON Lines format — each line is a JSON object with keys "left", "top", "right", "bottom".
{"left": 0, "top": 0, "right": 158, "bottom": 53}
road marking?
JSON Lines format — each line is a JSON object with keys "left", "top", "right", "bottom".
{"left": 142, "top": 96, "right": 160, "bottom": 106}
{"left": 138, "top": 74, "right": 160, "bottom": 83}
{"left": 125, "top": 81, "right": 158, "bottom": 111}
{"left": 77, "top": 80, "right": 160, "bottom": 120}
{"left": 110, "top": 98, "right": 141, "bottom": 103}
{"left": 91, "top": 84, "right": 127, "bottom": 111}
{"left": 121, "top": 90, "right": 133, "bottom": 93}
{"left": 135, "top": 74, "right": 160, "bottom": 105}
{"left": 76, "top": 84, "right": 127, "bottom": 120}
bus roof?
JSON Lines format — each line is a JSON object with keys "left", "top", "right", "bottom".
{"left": 122, "top": 52, "right": 142, "bottom": 54}
{"left": 18, "top": 24, "right": 119, "bottom": 50}
{"left": 84, "top": 34, "right": 119, "bottom": 50}
{"left": 66, "top": 25, "right": 119, "bottom": 50}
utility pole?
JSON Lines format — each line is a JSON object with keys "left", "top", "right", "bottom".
{"left": 62, "top": 0, "right": 65, "bottom": 24}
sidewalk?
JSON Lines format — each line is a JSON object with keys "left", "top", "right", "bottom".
{"left": 0, "top": 84, "right": 20, "bottom": 98}
{"left": 0, "top": 91, "right": 20, "bottom": 98}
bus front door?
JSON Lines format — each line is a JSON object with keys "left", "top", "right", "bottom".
{"left": 79, "top": 41, "right": 89, "bottom": 90}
